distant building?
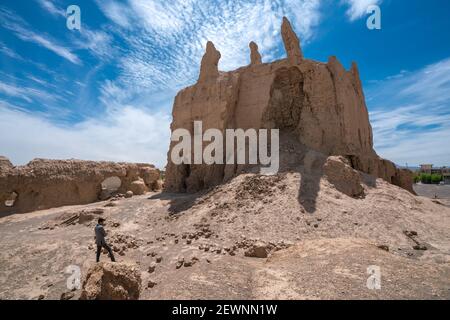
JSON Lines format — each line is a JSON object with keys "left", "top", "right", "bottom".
{"left": 419, "top": 164, "right": 450, "bottom": 184}
{"left": 419, "top": 164, "right": 433, "bottom": 173}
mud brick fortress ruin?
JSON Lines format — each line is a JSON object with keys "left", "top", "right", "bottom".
{"left": 164, "top": 17, "right": 414, "bottom": 194}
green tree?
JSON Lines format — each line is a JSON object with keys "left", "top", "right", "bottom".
{"left": 431, "top": 174, "right": 442, "bottom": 184}
{"left": 420, "top": 173, "right": 432, "bottom": 184}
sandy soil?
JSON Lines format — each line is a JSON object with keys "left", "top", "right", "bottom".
{"left": 1, "top": 170, "right": 449, "bottom": 300}
{"left": 414, "top": 184, "right": 450, "bottom": 207}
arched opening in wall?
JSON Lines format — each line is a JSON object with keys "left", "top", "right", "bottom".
{"left": 4, "top": 191, "right": 18, "bottom": 207}
{"left": 100, "top": 176, "right": 122, "bottom": 200}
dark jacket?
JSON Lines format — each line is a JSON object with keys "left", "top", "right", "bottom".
{"left": 95, "top": 224, "right": 107, "bottom": 246}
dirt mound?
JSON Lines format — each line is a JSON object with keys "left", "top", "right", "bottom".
{"left": 0, "top": 164, "right": 449, "bottom": 300}
{"left": 255, "top": 238, "right": 450, "bottom": 299}
{"left": 80, "top": 262, "right": 141, "bottom": 300}
{"left": 235, "top": 175, "right": 284, "bottom": 201}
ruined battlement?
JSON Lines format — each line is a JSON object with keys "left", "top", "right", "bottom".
{"left": 0, "top": 158, "right": 161, "bottom": 215}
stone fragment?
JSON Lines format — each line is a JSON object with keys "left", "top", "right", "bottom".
{"left": 80, "top": 262, "right": 141, "bottom": 300}
{"left": 60, "top": 292, "right": 75, "bottom": 300}
{"left": 413, "top": 245, "right": 428, "bottom": 251}
{"left": 176, "top": 257, "right": 184, "bottom": 269}
{"left": 323, "top": 156, "right": 365, "bottom": 198}
{"left": 244, "top": 242, "right": 269, "bottom": 258}
{"left": 125, "top": 191, "right": 133, "bottom": 198}
{"left": 129, "top": 178, "right": 148, "bottom": 195}
{"left": 148, "top": 263, "right": 156, "bottom": 274}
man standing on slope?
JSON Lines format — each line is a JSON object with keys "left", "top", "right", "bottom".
{"left": 95, "top": 218, "right": 116, "bottom": 262}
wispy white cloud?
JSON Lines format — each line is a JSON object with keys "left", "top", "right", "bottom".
{"left": 96, "top": 0, "right": 133, "bottom": 28}
{"left": 26, "top": 74, "right": 53, "bottom": 88}
{"left": 0, "top": 105, "right": 171, "bottom": 168}
{"left": 24, "top": 33, "right": 82, "bottom": 64}
{"left": 36, "top": 0, "right": 65, "bottom": 17}
{"left": 96, "top": 0, "right": 322, "bottom": 96}
{"left": 0, "top": 82, "right": 33, "bottom": 103}
{"left": 0, "top": 41, "right": 23, "bottom": 60}
{"left": 0, "top": 42, "right": 66, "bottom": 79}
{"left": 342, "top": 0, "right": 382, "bottom": 21}
{"left": 0, "top": 7, "right": 82, "bottom": 65}
{"left": 88, "top": 0, "right": 324, "bottom": 126}
{"left": 0, "top": 80, "right": 64, "bottom": 104}
{"left": 368, "top": 57, "right": 450, "bottom": 166}
{"left": 73, "top": 29, "right": 115, "bottom": 60}
{"left": 34, "top": 1, "right": 115, "bottom": 61}
{"left": 1, "top": 6, "right": 115, "bottom": 67}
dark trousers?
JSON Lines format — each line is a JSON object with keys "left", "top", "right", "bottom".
{"left": 96, "top": 242, "right": 116, "bottom": 262}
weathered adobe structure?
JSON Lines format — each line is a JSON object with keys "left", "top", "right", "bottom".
{"left": 0, "top": 157, "right": 160, "bottom": 215}
{"left": 165, "top": 17, "right": 414, "bottom": 194}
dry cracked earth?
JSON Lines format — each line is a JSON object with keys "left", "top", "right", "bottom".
{"left": 1, "top": 171, "right": 450, "bottom": 300}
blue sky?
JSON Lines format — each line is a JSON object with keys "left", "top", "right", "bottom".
{"left": 0, "top": 0, "right": 449, "bottom": 168}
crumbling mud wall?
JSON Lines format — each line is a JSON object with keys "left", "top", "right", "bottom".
{"left": 0, "top": 158, "right": 160, "bottom": 215}
{"left": 164, "top": 17, "right": 414, "bottom": 194}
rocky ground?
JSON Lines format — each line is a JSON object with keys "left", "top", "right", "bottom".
{"left": 1, "top": 165, "right": 450, "bottom": 300}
